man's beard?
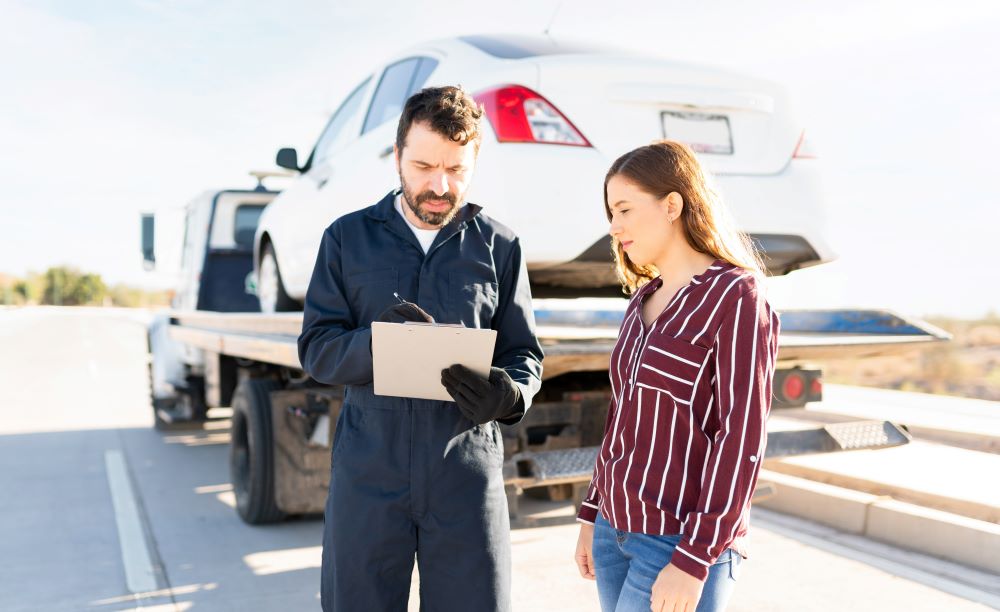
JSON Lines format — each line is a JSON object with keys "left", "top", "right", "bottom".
{"left": 400, "top": 174, "right": 461, "bottom": 227}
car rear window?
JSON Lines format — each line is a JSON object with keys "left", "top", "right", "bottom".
{"left": 459, "top": 35, "right": 612, "bottom": 59}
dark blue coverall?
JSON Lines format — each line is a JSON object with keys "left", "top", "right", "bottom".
{"left": 298, "top": 190, "right": 544, "bottom": 612}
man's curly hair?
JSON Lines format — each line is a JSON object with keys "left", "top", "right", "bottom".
{"left": 396, "top": 86, "right": 484, "bottom": 154}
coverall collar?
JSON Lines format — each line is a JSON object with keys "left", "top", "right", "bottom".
{"left": 367, "top": 189, "right": 483, "bottom": 256}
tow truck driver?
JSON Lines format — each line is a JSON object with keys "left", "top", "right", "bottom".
{"left": 298, "top": 85, "right": 543, "bottom": 612}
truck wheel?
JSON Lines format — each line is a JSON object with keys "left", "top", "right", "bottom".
{"left": 230, "top": 378, "right": 286, "bottom": 524}
{"left": 257, "top": 244, "right": 299, "bottom": 313}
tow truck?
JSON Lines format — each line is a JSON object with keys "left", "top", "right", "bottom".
{"left": 141, "top": 186, "right": 946, "bottom": 522}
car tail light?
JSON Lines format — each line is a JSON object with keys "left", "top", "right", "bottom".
{"left": 473, "top": 85, "right": 591, "bottom": 147}
{"left": 810, "top": 377, "right": 823, "bottom": 397}
{"left": 793, "top": 130, "right": 817, "bottom": 159}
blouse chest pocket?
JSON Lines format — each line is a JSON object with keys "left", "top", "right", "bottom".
{"left": 635, "top": 336, "right": 711, "bottom": 407}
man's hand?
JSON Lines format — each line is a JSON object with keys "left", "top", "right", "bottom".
{"left": 440, "top": 364, "right": 521, "bottom": 425}
{"left": 650, "top": 563, "right": 704, "bottom": 612}
{"left": 375, "top": 302, "right": 434, "bottom": 324}
{"left": 574, "top": 523, "right": 596, "bottom": 580}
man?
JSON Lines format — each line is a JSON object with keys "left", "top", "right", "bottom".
{"left": 298, "top": 86, "right": 544, "bottom": 612}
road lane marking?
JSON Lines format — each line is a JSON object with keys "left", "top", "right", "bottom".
{"left": 105, "top": 450, "right": 160, "bottom": 594}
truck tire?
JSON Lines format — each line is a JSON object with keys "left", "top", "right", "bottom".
{"left": 257, "top": 243, "right": 299, "bottom": 313}
{"left": 230, "top": 378, "right": 286, "bottom": 524}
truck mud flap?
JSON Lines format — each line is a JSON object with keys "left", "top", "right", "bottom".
{"left": 270, "top": 388, "right": 342, "bottom": 515}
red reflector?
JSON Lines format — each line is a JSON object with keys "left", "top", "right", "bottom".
{"left": 810, "top": 378, "right": 823, "bottom": 396}
{"left": 473, "top": 85, "right": 591, "bottom": 147}
{"left": 782, "top": 373, "right": 805, "bottom": 400}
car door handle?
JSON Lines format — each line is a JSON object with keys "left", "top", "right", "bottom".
{"left": 379, "top": 145, "right": 393, "bottom": 159}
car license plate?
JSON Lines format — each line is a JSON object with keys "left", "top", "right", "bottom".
{"left": 660, "top": 111, "right": 733, "bottom": 155}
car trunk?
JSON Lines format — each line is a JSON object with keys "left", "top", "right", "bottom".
{"left": 535, "top": 54, "right": 801, "bottom": 175}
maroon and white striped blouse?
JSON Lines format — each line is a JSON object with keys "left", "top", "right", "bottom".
{"left": 577, "top": 258, "right": 780, "bottom": 582}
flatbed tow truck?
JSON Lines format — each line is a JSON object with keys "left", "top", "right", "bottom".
{"left": 141, "top": 173, "right": 949, "bottom": 524}
{"left": 155, "top": 306, "right": 946, "bottom": 523}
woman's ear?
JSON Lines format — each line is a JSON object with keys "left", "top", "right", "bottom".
{"left": 664, "top": 191, "right": 684, "bottom": 222}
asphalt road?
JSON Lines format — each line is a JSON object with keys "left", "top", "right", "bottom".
{"left": 0, "top": 307, "right": 996, "bottom": 611}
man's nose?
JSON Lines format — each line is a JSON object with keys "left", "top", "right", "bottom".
{"left": 430, "top": 172, "right": 449, "bottom": 196}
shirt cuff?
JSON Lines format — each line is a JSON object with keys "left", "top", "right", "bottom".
{"left": 576, "top": 500, "right": 599, "bottom": 524}
{"left": 670, "top": 542, "right": 711, "bottom": 582}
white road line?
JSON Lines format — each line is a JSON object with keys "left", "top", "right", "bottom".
{"left": 105, "top": 450, "right": 160, "bottom": 594}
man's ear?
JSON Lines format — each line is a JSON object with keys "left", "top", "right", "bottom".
{"left": 665, "top": 191, "right": 684, "bottom": 220}
{"left": 393, "top": 143, "right": 400, "bottom": 168}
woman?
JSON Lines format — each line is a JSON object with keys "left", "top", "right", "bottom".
{"left": 574, "top": 141, "right": 780, "bottom": 612}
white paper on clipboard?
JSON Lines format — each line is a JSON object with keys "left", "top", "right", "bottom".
{"left": 371, "top": 322, "right": 498, "bottom": 401}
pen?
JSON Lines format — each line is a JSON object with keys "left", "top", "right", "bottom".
{"left": 393, "top": 292, "right": 436, "bottom": 324}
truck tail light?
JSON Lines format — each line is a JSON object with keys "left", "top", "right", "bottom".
{"left": 473, "top": 85, "right": 592, "bottom": 147}
{"left": 782, "top": 372, "right": 805, "bottom": 402}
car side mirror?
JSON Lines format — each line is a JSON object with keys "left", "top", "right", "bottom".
{"left": 276, "top": 148, "right": 300, "bottom": 172}
{"left": 141, "top": 213, "right": 155, "bottom": 270}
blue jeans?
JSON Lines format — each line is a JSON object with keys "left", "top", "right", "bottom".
{"left": 592, "top": 513, "right": 741, "bottom": 612}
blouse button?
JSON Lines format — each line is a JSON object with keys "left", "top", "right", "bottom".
{"left": 749, "top": 455, "right": 758, "bottom": 463}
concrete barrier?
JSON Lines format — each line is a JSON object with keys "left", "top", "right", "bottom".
{"left": 755, "top": 469, "right": 1000, "bottom": 575}
{"left": 755, "top": 470, "right": 883, "bottom": 534}
{"left": 866, "top": 499, "right": 1000, "bottom": 575}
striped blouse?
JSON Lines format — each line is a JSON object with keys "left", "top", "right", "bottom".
{"left": 577, "top": 258, "right": 780, "bottom": 582}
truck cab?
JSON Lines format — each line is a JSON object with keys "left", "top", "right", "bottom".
{"left": 141, "top": 175, "right": 282, "bottom": 426}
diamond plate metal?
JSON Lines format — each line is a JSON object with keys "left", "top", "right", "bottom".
{"left": 512, "top": 446, "right": 600, "bottom": 486}
{"left": 825, "top": 420, "right": 910, "bottom": 450}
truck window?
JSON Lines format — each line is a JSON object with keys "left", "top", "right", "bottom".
{"left": 233, "top": 204, "right": 266, "bottom": 250}
{"left": 362, "top": 57, "right": 438, "bottom": 135}
{"left": 312, "top": 77, "right": 372, "bottom": 165}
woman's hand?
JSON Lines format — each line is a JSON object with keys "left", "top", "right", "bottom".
{"left": 650, "top": 563, "right": 703, "bottom": 611}
{"left": 574, "top": 523, "right": 596, "bottom": 580}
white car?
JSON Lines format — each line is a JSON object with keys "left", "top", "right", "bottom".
{"left": 254, "top": 34, "right": 834, "bottom": 312}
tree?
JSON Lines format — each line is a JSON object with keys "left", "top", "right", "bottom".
{"left": 41, "top": 266, "right": 107, "bottom": 306}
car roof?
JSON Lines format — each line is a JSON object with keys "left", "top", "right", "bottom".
{"left": 394, "top": 33, "right": 627, "bottom": 62}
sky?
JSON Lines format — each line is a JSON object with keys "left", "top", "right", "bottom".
{"left": 1, "top": 0, "right": 998, "bottom": 319}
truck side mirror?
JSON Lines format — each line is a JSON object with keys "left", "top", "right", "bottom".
{"left": 276, "top": 148, "right": 300, "bottom": 172}
{"left": 141, "top": 213, "right": 156, "bottom": 270}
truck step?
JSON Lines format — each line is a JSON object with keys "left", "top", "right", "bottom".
{"left": 507, "top": 447, "right": 600, "bottom": 489}
{"left": 765, "top": 420, "right": 911, "bottom": 458}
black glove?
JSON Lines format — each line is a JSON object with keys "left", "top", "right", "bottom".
{"left": 441, "top": 364, "right": 522, "bottom": 425}
{"left": 375, "top": 301, "right": 434, "bottom": 324}
{"left": 370, "top": 301, "right": 434, "bottom": 354}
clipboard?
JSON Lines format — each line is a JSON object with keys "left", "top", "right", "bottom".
{"left": 371, "top": 322, "right": 498, "bottom": 401}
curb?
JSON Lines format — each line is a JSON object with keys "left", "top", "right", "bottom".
{"left": 755, "top": 469, "right": 1000, "bottom": 575}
